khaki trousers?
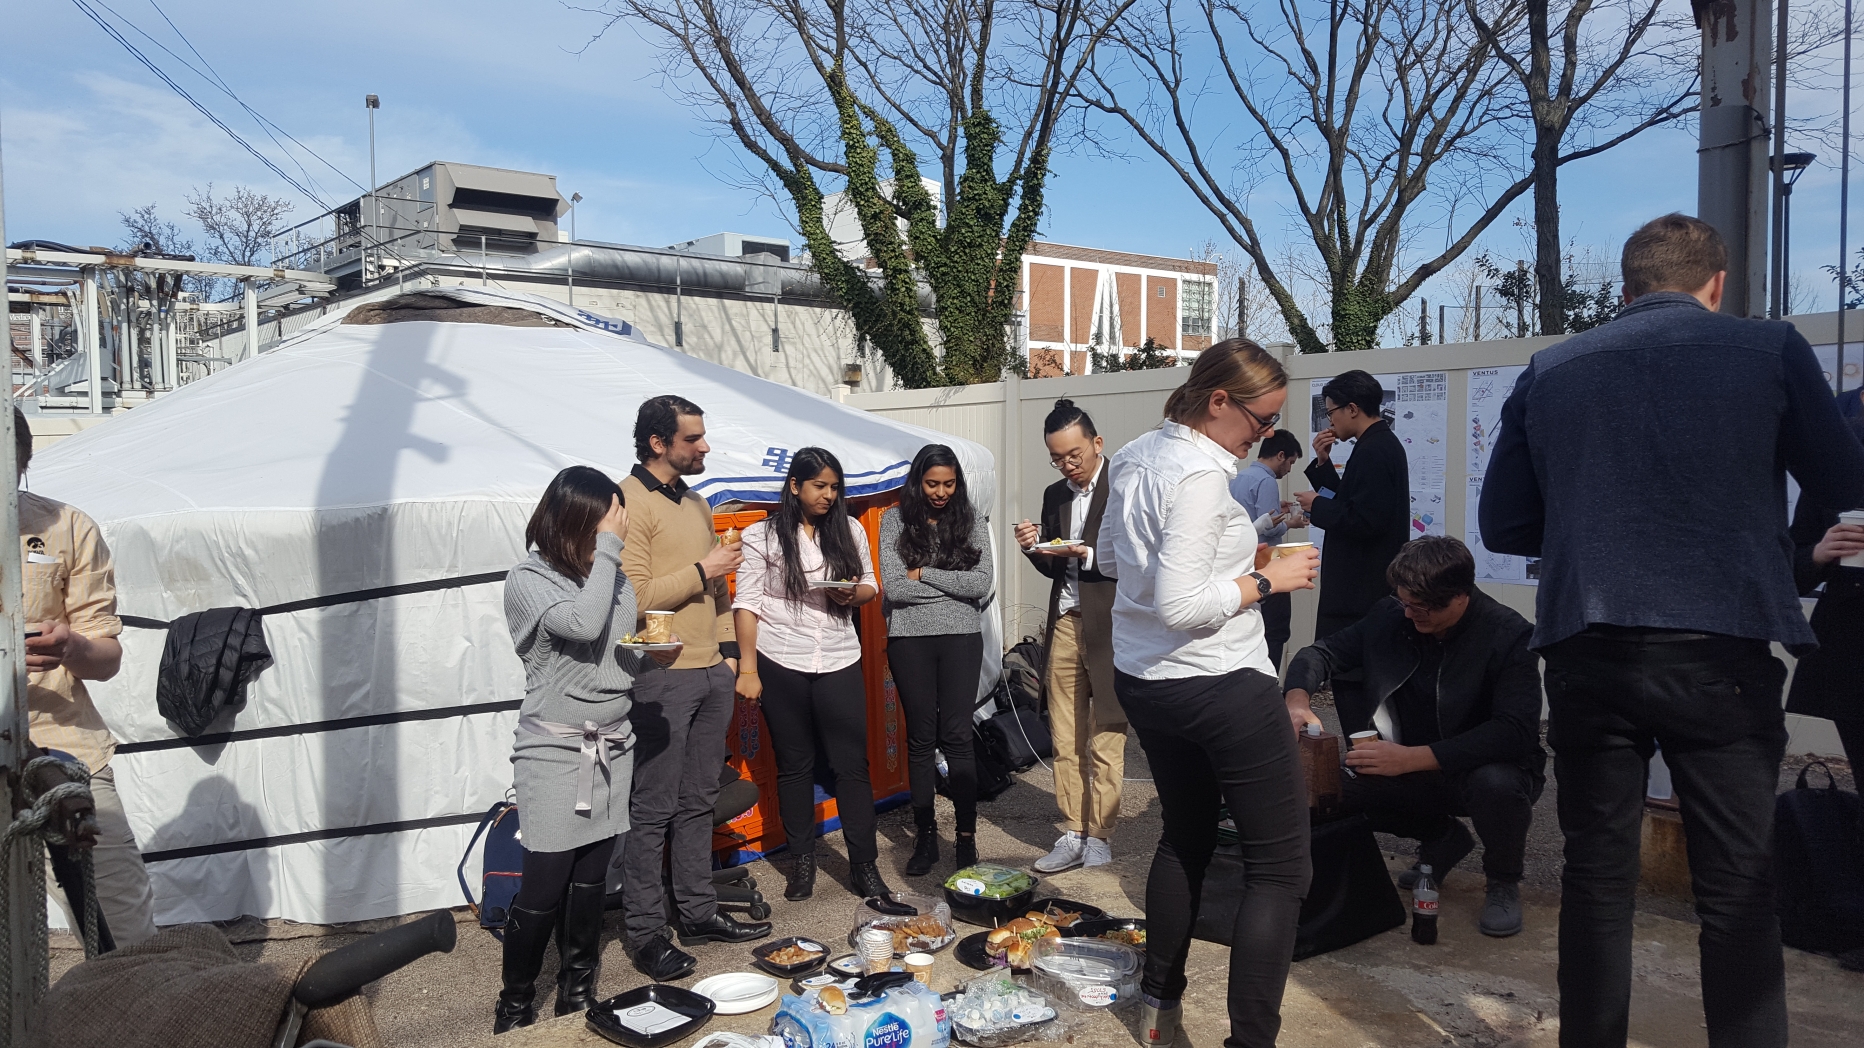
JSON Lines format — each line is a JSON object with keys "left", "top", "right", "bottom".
{"left": 1047, "top": 613, "right": 1127, "bottom": 838}
{"left": 46, "top": 764, "right": 158, "bottom": 947}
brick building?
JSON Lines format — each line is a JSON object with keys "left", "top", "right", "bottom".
{"left": 1019, "top": 242, "right": 1217, "bottom": 376}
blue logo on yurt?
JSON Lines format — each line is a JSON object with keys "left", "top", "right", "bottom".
{"left": 863, "top": 1013, "right": 911, "bottom": 1048}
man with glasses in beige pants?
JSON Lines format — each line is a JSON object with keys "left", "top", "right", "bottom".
{"left": 1016, "top": 399, "right": 1125, "bottom": 873}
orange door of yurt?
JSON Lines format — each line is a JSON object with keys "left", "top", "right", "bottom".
{"left": 710, "top": 497, "right": 909, "bottom": 863}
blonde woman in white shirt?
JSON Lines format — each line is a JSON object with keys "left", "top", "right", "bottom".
{"left": 733, "top": 447, "right": 892, "bottom": 904}
{"left": 1099, "top": 340, "right": 1321, "bottom": 1048}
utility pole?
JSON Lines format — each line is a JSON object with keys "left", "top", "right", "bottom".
{"left": 567, "top": 193, "right": 582, "bottom": 308}
{"left": 1237, "top": 275, "right": 1248, "bottom": 339}
{"left": 1, "top": 99, "right": 48, "bottom": 1044}
{"left": 1516, "top": 260, "right": 1529, "bottom": 337}
{"left": 1770, "top": 0, "right": 1791, "bottom": 317}
{"left": 1696, "top": 0, "right": 1774, "bottom": 316}
{"left": 1419, "top": 298, "right": 1431, "bottom": 345}
{"left": 366, "top": 94, "right": 380, "bottom": 285}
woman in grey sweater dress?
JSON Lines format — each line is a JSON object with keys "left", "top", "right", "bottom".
{"left": 496, "top": 466, "right": 675, "bottom": 1033}
{"left": 880, "top": 444, "right": 994, "bottom": 876}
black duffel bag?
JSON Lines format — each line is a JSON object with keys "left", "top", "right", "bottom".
{"left": 1775, "top": 761, "right": 1864, "bottom": 957}
{"left": 981, "top": 707, "right": 1052, "bottom": 772}
{"left": 1193, "top": 812, "right": 1406, "bottom": 960}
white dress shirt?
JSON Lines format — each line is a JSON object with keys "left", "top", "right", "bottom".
{"left": 1098, "top": 421, "right": 1273, "bottom": 680}
{"left": 1229, "top": 459, "right": 1288, "bottom": 543}
{"left": 731, "top": 516, "right": 878, "bottom": 674}
{"left": 1056, "top": 461, "right": 1104, "bottom": 615}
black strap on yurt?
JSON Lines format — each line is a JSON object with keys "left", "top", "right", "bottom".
{"left": 141, "top": 811, "right": 491, "bottom": 863}
{"left": 114, "top": 699, "right": 523, "bottom": 755}
{"left": 119, "top": 570, "right": 510, "bottom": 631}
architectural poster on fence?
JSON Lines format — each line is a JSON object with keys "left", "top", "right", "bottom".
{"left": 1464, "top": 365, "right": 1539, "bottom": 584}
{"left": 1307, "top": 371, "right": 1448, "bottom": 548}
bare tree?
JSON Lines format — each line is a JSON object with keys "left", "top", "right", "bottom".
{"left": 185, "top": 184, "right": 295, "bottom": 270}
{"left": 597, "top": 0, "right": 1132, "bottom": 386}
{"left": 117, "top": 204, "right": 194, "bottom": 257}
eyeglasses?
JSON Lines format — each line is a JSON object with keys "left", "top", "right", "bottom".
{"left": 1050, "top": 449, "right": 1090, "bottom": 470}
{"left": 1239, "top": 403, "right": 1281, "bottom": 435}
{"left": 1324, "top": 404, "right": 1348, "bottom": 418}
{"left": 1396, "top": 597, "right": 1447, "bottom": 615}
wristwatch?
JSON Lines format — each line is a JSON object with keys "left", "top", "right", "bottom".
{"left": 1248, "top": 571, "right": 1273, "bottom": 599}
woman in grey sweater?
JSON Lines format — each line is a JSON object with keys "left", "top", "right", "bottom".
{"left": 880, "top": 444, "right": 994, "bottom": 876}
{"left": 496, "top": 466, "right": 674, "bottom": 1033}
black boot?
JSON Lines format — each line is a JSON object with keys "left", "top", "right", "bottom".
{"left": 850, "top": 861, "right": 892, "bottom": 899}
{"left": 905, "top": 816, "right": 940, "bottom": 877}
{"left": 954, "top": 832, "right": 978, "bottom": 870}
{"left": 494, "top": 904, "right": 557, "bottom": 1034}
{"left": 632, "top": 933, "right": 698, "bottom": 981}
{"left": 554, "top": 881, "right": 606, "bottom": 1016}
{"left": 785, "top": 852, "right": 817, "bottom": 902}
{"left": 677, "top": 910, "right": 773, "bottom": 945}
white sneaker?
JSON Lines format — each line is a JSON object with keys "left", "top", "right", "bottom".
{"left": 1033, "top": 832, "right": 1086, "bottom": 873}
{"left": 1082, "top": 836, "right": 1114, "bottom": 868}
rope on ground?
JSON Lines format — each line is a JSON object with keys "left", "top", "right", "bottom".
{"left": 0, "top": 755, "right": 104, "bottom": 1035}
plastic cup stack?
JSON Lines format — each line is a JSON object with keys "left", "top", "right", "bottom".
{"left": 859, "top": 927, "right": 895, "bottom": 975}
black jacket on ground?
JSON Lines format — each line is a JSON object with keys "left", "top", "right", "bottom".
{"left": 1304, "top": 419, "right": 1411, "bottom": 636}
{"left": 1284, "top": 590, "right": 1545, "bottom": 779}
{"left": 1784, "top": 493, "right": 1864, "bottom": 724}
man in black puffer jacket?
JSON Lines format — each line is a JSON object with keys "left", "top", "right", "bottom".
{"left": 1284, "top": 537, "right": 1544, "bottom": 939}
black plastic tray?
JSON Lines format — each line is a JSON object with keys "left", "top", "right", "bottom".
{"left": 586, "top": 985, "right": 715, "bottom": 1047}
{"left": 1060, "top": 917, "right": 1148, "bottom": 952}
{"left": 954, "top": 930, "right": 1000, "bottom": 971}
{"left": 1024, "top": 897, "right": 1107, "bottom": 928}
{"left": 751, "top": 935, "right": 830, "bottom": 978}
{"left": 944, "top": 884, "right": 1039, "bottom": 928}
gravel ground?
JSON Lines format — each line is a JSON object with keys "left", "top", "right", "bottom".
{"left": 46, "top": 715, "right": 1860, "bottom": 1047}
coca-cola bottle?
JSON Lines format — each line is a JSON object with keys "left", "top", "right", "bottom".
{"left": 1411, "top": 864, "right": 1439, "bottom": 945}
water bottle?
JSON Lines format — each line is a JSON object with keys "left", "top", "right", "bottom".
{"left": 1411, "top": 864, "right": 1439, "bottom": 945}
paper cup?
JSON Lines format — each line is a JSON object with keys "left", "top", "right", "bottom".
{"left": 642, "top": 611, "right": 675, "bottom": 644}
{"left": 1348, "top": 730, "right": 1380, "bottom": 747}
{"left": 1842, "top": 510, "right": 1864, "bottom": 569}
{"left": 903, "top": 952, "right": 935, "bottom": 986}
{"left": 1272, "top": 542, "right": 1315, "bottom": 559}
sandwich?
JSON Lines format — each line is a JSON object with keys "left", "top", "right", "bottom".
{"left": 984, "top": 916, "right": 1060, "bottom": 967}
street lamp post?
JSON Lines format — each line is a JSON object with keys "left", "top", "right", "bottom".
{"left": 1774, "top": 151, "right": 1817, "bottom": 314}
{"left": 568, "top": 192, "right": 582, "bottom": 308}
{"left": 365, "top": 94, "right": 379, "bottom": 284}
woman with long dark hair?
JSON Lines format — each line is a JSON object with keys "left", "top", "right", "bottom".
{"left": 879, "top": 444, "right": 994, "bottom": 876}
{"left": 1099, "top": 340, "right": 1319, "bottom": 1047}
{"left": 733, "top": 448, "right": 892, "bottom": 902}
{"left": 497, "top": 466, "right": 677, "bottom": 1033}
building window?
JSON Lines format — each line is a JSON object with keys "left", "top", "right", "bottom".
{"left": 1157, "top": 285, "right": 1166, "bottom": 297}
{"left": 1181, "top": 280, "right": 1213, "bottom": 336}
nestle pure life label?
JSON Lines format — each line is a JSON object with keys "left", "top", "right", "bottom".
{"left": 864, "top": 1013, "right": 912, "bottom": 1048}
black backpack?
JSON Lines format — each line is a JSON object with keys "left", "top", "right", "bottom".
{"left": 1775, "top": 762, "right": 1864, "bottom": 956}
{"left": 1002, "top": 635, "right": 1045, "bottom": 713}
{"left": 939, "top": 681, "right": 1018, "bottom": 802}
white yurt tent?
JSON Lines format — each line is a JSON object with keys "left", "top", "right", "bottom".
{"left": 29, "top": 287, "right": 997, "bottom": 926}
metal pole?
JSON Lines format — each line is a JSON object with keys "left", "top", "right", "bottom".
{"left": 366, "top": 95, "right": 379, "bottom": 286}
{"left": 1237, "top": 275, "right": 1248, "bottom": 339}
{"left": 1, "top": 95, "right": 49, "bottom": 1044}
{"left": 772, "top": 293, "right": 781, "bottom": 353}
{"left": 1840, "top": 0, "right": 1853, "bottom": 392}
{"left": 1439, "top": 304, "right": 1446, "bottom": 345}
{"left": 243, "top": 279, "right": 259, "bottom": 361}
{"left": 567, "top": 192, "right": 581, "bottom": 309}
{"left": 1784, "top": 184, "right": 1796, "bottom": 314}
{"left": 1699, "top": 0, "right": 1775, "bottom": 316}
{"left": 481, "top": 235, "right": 488, "bottom": 287}
{"left": 28, "top": 314, "right": 42, "bottom": 396}
{"left": 1771, "top": 0, "right": 1790, "bottom": 316}
{"left": 1475, "top": 286, "right": 1483, "bottom": 341}
{"left": 675, "top": 256, "right": 684, "bottom": 348}
{"left": 83, "top": 270, "right": 102, "bottom": 415}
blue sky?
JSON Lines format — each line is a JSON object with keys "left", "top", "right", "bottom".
{"left": 4, "top": 0, "right": 1856, "bottom": 329}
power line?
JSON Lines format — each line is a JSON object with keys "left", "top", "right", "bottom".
{"left": 68, "top": 0, "right": 332, "bottom": 211}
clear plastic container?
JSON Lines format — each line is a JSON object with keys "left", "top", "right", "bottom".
{"left": 1026, "top": 936, "right": 1141, "bottom": 1011}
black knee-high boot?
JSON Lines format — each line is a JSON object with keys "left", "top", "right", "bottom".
{"left": 494, "top": 904, "right": 557, "bottom": 1034}
{"left": 554, "top": 881, "right": 608, "bottom": 1015}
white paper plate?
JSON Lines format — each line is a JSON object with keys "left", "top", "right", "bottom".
{"left": 806, "top": 579, "right": 860, "bottom": 589}
{"left": 691, "top": 972, "right": 780, "bottom": 1015}
{"left": 618, "top": 641, "right": 682, "bottom": 652}
{"left": 1030, "top": 539, "right": 1085, "bottom": 552}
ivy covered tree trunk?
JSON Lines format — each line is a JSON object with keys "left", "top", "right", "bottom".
{"left": 1329, "top": 282, "right": 1398, "bottom": 353}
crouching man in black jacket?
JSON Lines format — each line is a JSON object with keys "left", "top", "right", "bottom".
{"left": 1284, "top": 536, "right": 1545, "bottom": 938}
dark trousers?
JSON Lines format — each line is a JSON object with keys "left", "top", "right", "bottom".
{"left": 1543, "top": 628, "right": 1789, "bottom": 1048}
{"left": 758, "top": 659, "right": 878, "bottom": 864}
{"left": 1116, "top": 667, "right": 1310, "bottom": 1048}
{"left": 888, "top": 632, "right": 983, "bottom": 834}
{"left": 1836, "top": 718, "right": 1864, "bottom": 768}
{"left": 1339, "top": 762, "right": 1540, "bottom": 882}
{"left": 1260, "top": 592, "right": 1292, "bottom": 670}
{"left": 517, "top": 837, "right": 615, "bottom": 910}
{"left": 622, "top": 662, "right": 735, "bottom": 946}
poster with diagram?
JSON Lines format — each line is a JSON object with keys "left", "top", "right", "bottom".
{"left": 1464, "top": 365, "right": 1538, "bottom": 584}
{"left": 1307, "top": 372, "right": 1448, "bottom": 544}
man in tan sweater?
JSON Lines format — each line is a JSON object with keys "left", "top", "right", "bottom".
{"left": 619, "top": 395, "right": 770, "bottom": 980}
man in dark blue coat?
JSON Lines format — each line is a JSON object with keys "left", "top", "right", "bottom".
{"left": 1480, "top": 213, "right": 1864, "bottom": 1048}
{"left": 1296, "top": 369, "right": 1411, "bottom": 639}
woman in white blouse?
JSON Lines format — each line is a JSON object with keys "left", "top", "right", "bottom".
{"left": 733, "top": 447, "right": 892, "bottom": 904}
{"left": 1098, "top": 340, "right": 1321, "bottom": 1047}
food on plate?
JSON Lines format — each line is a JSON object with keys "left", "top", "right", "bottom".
{"left": 945, "top": 863, "right": 1034, "bottom": 899}
{"left": 767, "top": 942, "right": 824, "bottom": 966}
{"left": 985, "top": 916, "right": 1062, "bottom": 967}
{"left": 1041, "top": 538, "right": 1079, "bottom": 547}
{"left": 879, "top": 913, "right": 951, "bottom": 953}
{"left": 1033, "top": 904, "right": 1083, "bottom": 928}
{"left": 818, "top": 985, "right": 847, "bottom": 1015}
{"left": 1099, "top": 927, "right": 1147, "bottom": 947}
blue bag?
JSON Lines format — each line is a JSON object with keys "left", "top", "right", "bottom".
{"left": 458, "top": 799, "right": 524, "bottom": 939}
